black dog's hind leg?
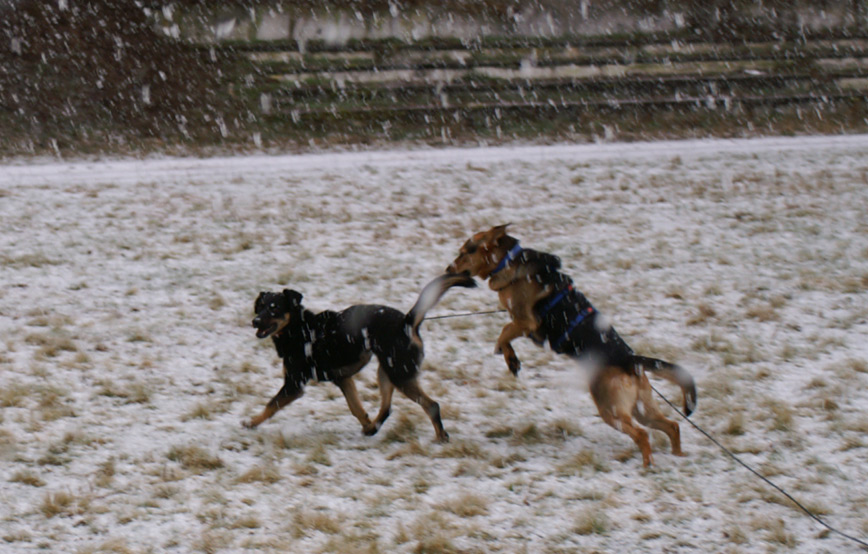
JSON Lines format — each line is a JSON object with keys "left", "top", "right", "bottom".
{"left": 366, "top": 365, "right": 395, "bottom": 436}
{"left": 397, "top": 377, "right": 449, "bottom": 443}
{"left": 244, "top": 384, "right": 303, "bottom": 428}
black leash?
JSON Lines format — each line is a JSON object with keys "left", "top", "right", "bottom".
{"left": 650, "top": 383, "right": 868, "bottom": 550}
{"left": 431, "top": 309, "right": 868, "bottom": 549}
{"left": 428, "top": 309, "right": 507, "bottom": 320}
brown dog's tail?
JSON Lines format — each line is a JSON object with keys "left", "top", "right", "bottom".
{"left": 405, "top": 273, "right": 477, "bottom": 335}
{"left": 632, "top": 355, "right": 697, "bottom": 417}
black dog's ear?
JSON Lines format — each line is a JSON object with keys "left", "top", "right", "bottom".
{"left": 254, "top": 292, "right": 267, "bottom": 311}
{"left": 283, "top": 289, "right": 303, "bottom": 307}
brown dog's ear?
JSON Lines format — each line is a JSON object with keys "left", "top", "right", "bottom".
{"left": 491, "top": 223, "right": 511, "bottom": 239}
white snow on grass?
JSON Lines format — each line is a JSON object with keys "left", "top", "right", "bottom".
{"left": 1, "top": 135, "right": 867, "bottom": 552}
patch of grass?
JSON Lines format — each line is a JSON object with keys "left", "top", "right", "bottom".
{"left": 196, "top": 530, "right": 233, "bottom": 554}
{"left": 153, "top": 485, "right": 180, "bottom": 500}
{"left": 434, "top": 439, "right": 486, "bottom": 460}
{"left": 10, "top": 469, "right": 45, "bottom": 487}
{"left": 573, "top": 508, "right": 609, "bottom": 535}
{"left": 167, "top": 444, "right": 224, "bottom": 473}
{"left": 686, "top": 302, "right": 717, "bottom": 325}
{"left": 40, "top": 491, "right": 78, "bottom": 518}
{"left": 382, "top": 412, "right": 419, "bottom": 443}
{"left": 94, "top": 458, "right": 115, "bottom": 488}
{"left": 183, "top": 402, "right": 224, "bottom": 421}
{"left": 291, "top": 508, "right": 342, "bottom": 537}
{"left": 96, "top": 380, "right": 151, "bottom": 404}
{"left": 236, "top": 464, "right": 281, "bottom": 484}
{"left": 0, "top": 381, "right": 32, "bottom": 408}
{"left": 77, "top": 537, "right": 137, "bottom": 553}
{"left": 37, "top": 386, "right": 75, "bottom": 422}
{"left": 305, "top": 443, "right": 332, "bottom": 467}
{"left": 762, "top": 518, "right": 798, "bottom": 548}
{"left": 557, "top": 449, "right": 609, "bottom": 475}
{"left": 724, "top": 412, "right": 745, "bottom": 436}
{"left": 765, "top": 399, "right": 796, "bottom": 432}
{"left": 25, "top": 331, "right": 78, "bottom": 358}
{"left": 385, "top": 439, "right": 428, "bottom": 460}
{"left": 230, "top": 514, "right": 262, "bottom": 529}
{"left": 438, "top": 493, "right": 490, "bottom": 517}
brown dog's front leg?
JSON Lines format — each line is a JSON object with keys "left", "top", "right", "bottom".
{"left": 244, "top": 385, "right": 303, "bottom": 429}
{"left": 495, "top": 322, "right": 529, "bottom": 376}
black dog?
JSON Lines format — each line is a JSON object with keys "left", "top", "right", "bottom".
{"left": 245, "top": 273, "right": 476, "bottom": 442}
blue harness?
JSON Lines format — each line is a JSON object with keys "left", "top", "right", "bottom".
{"left": 536, "top": 282, "right": 596, "bottom": 351}
{"left": 551, "top": 305, "right": 595, "bottom": 351}
{"left": 491, "top": 243, "right": 596, "bottom": 353}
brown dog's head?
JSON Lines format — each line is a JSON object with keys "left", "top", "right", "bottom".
{"left": 252, "top": 289, "right": 303, "bottom": 339}
{"left": 447, "top": 224, "right": 516, "bottom": 279}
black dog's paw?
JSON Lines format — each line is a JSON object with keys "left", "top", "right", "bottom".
{"left": 507, "top": 357, "right": 521, "bottom": 376}
{"left": 363, "top": 423, "right": 380, "bottom": 436}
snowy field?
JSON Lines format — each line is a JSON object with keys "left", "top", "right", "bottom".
{"left": 1, "top": 135, "right": 868, "bottom": 553}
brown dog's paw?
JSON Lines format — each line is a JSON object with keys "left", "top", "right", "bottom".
{"left": 435, "top": 431, "right": 450, "bottom": 443}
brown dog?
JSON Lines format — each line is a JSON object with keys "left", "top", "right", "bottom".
{"left": 447, "top": 224, "right": 697, "bottom": 466}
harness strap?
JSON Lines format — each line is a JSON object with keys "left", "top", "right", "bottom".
{"left": 552, "top": 306, "right": 595, "bottom": 351}
{"left": 491, "top": 243, "right": 522, "bottom": 275}
{"left": 538, "top": 283, "right": 574, "bottom": 319}
{"left": 300, "top": 317, "right": 328, "bottom": 382}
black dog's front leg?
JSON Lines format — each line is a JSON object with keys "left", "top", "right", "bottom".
{"left": 244, "top": 383, "right": 304, "bottom": 429}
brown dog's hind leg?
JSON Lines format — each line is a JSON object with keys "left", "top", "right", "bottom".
{"left": 590, "top": 368, "right": 654, "bottom": 467}
{"left": 594, "top": 402, "right": 653, "bottom": 467}
{"left": 633, "top": 381, "right": 683, "bottom": 457}
{"left": 335, "top": 376, "right": 375, "bottom": 434}
{"left": 244, "top": 385, "right": 303, "bottom": 429}
{"left": 396, "top": 377, "right": 449, "bottom": 443}
{"left": 366, "top": 365, "right": 395, "bottom": 436}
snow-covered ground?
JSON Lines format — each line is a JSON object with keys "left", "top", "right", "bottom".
{"left": 1, "top": 135, "right": 867, "bottom": 553}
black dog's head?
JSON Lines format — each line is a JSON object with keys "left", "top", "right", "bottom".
{"left": 252, "top": 289, "right": 303, "bottom": 339}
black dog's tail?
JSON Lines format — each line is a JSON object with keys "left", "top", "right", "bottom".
{"left": 632, "top": 355, "right": 697, "bottom": 417}
{"left": 406, "top": 273, "right": 477, "bottom": 336}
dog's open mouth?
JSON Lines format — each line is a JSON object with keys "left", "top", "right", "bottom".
{"left": 254, "top": 323, "right": 277, "bottom": 339}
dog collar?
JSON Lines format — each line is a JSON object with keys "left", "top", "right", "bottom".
{"left": 491, "top": 243, "right": 522, "bottom": 275}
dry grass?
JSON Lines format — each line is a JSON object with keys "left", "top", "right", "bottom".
{"left": 166, "top": 444, "right": 224, "bottom": 473}
{"left": 40, "top": 491, "right": 79, "bottom": 518}
{"left": 3, "top": 138, "right": 867, "bottom": 553}
{"left": 573, "top": 508, "right": 610, "bottom": 536}
{"left": 10, "top": 469, "right": 45, "bottom": 487}
{"left": 291, "top": 508, "right": 343, "bottom": 537}
{"left": 96, "top": 379, "right": 152, "bottom": 404}
{"left": 438, "top": 492, "right": 490, "bottom": 517}
{"left": 235, "top": 464, "right": 281, "bottom": 484}
{"left": 557, "top": 449, "right": 609, "bottom": 475}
